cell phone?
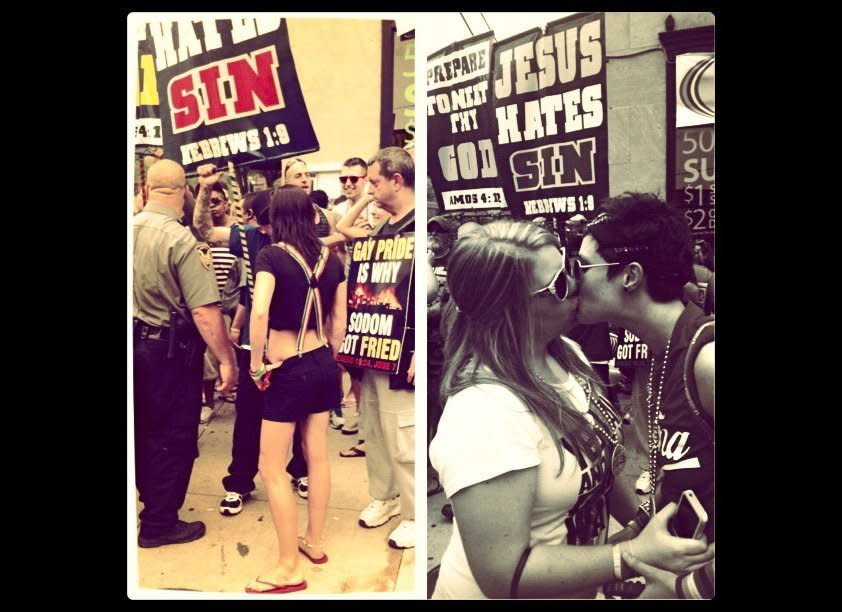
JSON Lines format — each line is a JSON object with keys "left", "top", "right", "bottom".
{"left": 668, "top": 489, "right": 708, "bottom": 540}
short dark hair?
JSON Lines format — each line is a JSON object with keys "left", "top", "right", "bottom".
{"left": 243, "top": 189, "right": 272, "bottom": 224}
{"left": 368, "top": 146, "right": 414, "bottom": 189}
{"left": 342, "top": 157, "right": 367, "bottom": 170}
{"left": 586, "top": 192, "right": 694, "bottom": 303}
{"left": 310, "top": 189, "right": 329, "bottom": 209}
{"left": 210, "top": 182, "right": 228, "bottom": 199}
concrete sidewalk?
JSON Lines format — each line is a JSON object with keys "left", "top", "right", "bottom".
{"left": 131, "top": 398, "right": 415, "bottom": 596}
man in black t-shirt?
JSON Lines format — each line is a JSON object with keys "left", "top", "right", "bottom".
{"left": 356, "top": 147, "right": 417, "bottom": 550}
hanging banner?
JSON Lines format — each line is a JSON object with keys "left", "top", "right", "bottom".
{"left": 136, "top": 25, "right": 162, "bottom": 147}
{"left": 490, "top": 13, "right": 608, "bottom": 222}
{"left": 336, "top": 234, "right": 415, "bottom": 373}
{"left": 143, "top": 18, "right": 319, "bottom": 173}
{"left": 394, "top": 35, "right": 415, "bottom": 144}
{"left": 427, "top": 32, "right": 506, "bottom": 213}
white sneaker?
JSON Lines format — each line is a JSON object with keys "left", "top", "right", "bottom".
{"left": 292, "top": 476, "right": 309, "bottom": 499}
{"left": 219, "top": 491, "right": 249, "bottom": 516}
{"left": 200, "top": 405, "right": 215, "bottom": 424}
{"left": 358, "top": 496, "right": 401, "bottom": 528}
{"left": 387, "top": 519, "right": 415, "bottom": 549}
{"left": 329, "top": 411, "right": 345, "bottom": 430}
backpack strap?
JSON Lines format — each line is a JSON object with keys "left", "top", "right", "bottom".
{"left": 684, "top": 317, "right": 715, "bottom": 440}
{"left": 272, "top": 242, "right": 330, "bottom": 355}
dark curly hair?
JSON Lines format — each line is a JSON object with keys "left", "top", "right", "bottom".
{"left": 587, "top": 192, "right": 695, "bottom": 303}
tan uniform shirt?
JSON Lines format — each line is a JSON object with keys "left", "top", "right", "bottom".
{"left": 133, "top": 202, "right": 220, "bottom": 328}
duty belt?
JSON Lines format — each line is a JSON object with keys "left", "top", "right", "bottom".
{"left": 133, "top": 319, "right": 170, "bottom": 342}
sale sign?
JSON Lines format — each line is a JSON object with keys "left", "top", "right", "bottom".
{"left": 489, "top": 13, "right": 609, "bottom": 222}
{"left": 673, "top": 53, "right": 715, "bottom": 240}
{"left": 138, "top": 18, "right": 319, "bottom": 173}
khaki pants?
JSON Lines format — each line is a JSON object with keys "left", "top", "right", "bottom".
{"left": 360, "top": 369, "right": 415, "bottom": 520}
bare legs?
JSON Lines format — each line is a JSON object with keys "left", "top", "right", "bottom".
{"left": 300, "top": 411, "right": 330, "bottom": 557}
{"left": 247, "top": 420, "right": 302, "bottom": 591}
{"left": 246, "top": 411, "right": 331, "bottom": 591}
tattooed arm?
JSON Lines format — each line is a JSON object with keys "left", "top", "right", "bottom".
{"left": 193, "top": 163, "right": 230, "bottom": 243}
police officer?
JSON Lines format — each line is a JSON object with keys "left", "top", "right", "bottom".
{"left": 133, "top": 159, "right": 238, "bottom": 548}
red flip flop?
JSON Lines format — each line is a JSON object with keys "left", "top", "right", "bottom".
{"left": 246, "top": 578, "right": 307, "bottom": 594}
{"left": 298, "top": 536, "right": 328, "bottom": 564}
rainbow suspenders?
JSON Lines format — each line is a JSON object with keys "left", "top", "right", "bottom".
{"left": 251, "top": 243, "right": 330, "bottom": 390}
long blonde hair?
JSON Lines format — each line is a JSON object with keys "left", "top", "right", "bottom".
{"left": 441, "top": 220, "right": 610, "bottom": 472}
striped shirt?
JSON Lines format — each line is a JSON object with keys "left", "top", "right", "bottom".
{"left": 210, "top": 245, "right": 237, "bottom": 293}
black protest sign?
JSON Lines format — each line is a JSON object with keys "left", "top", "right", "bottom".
{"left": 136, "top": 27, "right": 162, "bottom": 146}
{"left": 490, "top": 13, "right": 608, "bottom": 221}
{"left": 337, "top": 234, "right": 415, "bottom": 374}
{"left": 146, "top": 18, "right": 318, "bottom": 173}
{"left": 614, "top": 328, "right": 649, "bottom": 368}
{"left": 427, "top": 32, "right": 506, "bottom": 213}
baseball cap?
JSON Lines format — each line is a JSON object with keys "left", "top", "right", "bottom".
{"left": 250, "top": 190, "right": 273, "bottom": 225}
{"left": 428, "top": 215, "right": 460, "bottom": 233}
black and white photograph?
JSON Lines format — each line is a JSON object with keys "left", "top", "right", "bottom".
{"left": 424, "top": 11, "right": 715, "bottom": 599}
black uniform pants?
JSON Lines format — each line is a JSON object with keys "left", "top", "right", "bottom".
{"left": 134, "top": 335, "right": 203, "bottom": 535}
{"left": 222, "top": 347, "right": 308, "bottom": 494}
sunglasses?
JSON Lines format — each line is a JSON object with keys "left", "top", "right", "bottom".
{"left": 567, "top": 258, "right": 621, "bottom": 281}
{"left": 532, "top": 248, "right": 572, "bottom": 302}
{"left": 339, "top": 175, "right": 366, "bottom": 185}
{"left": 566, "top": 245, "right": 647, "bottom": 280}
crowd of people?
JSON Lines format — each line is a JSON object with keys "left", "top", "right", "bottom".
{"left": 134, "top": 146, "right": 715, "bottom": 599}
{"left": 132, "top": 146, "right": 417, "bottom": 594}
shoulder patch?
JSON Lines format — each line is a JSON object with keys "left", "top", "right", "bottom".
{"left": 195, "top": 243, "right": 213, "bottom": 270}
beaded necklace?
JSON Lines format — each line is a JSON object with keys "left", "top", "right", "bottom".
{"left": 577, "top": 375, "right": 626, "bottom": 477}
{"left": 535, "top": 367, "right": 619, "bottom": 545}
{"left": 644, "top": 336, "right": 672, "bottom": 515}
{"left": 536, "top": 364, "right": 626, "bottom": 477}
{"left": 575, "top": 375, "right": 622, "bottom": 443}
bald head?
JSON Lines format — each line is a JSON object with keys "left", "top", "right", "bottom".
{"left": 145, "top": 159, "right": 187, "bottom": 211}
{"left": 147, "top": 159, "right": 186, "bottom": 192}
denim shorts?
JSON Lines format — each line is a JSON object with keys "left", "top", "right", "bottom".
{"left": 262, "top": 345, "right": 342, "bottom": 423}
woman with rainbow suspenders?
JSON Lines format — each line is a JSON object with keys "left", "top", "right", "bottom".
{"left": 245, "top": 186, "right": 348, "bottom": 594}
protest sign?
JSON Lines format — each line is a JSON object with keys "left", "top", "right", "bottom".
{"left": 337, "top": 234, "right": 415, "bottom": 373}
{"left": 489, "top": 13, "right": 609, "bottom": 222}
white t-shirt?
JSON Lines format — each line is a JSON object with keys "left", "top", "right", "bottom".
{"left": 331, "top": 198, "right": 377, "bottom": 224}
{"left": 331, "top": 199, "right": 350, "bottom": 219}
{"left": 429, "top": 375, "right": 596, "bottom": 599}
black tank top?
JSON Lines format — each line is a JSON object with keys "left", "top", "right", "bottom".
{"left": 314, "top": 205, "right": 331, "bottom": 238}
{"left": 254, "top": 246, "right": 345, "bottom": 332}
{"left": 655, "top": 302, "right": 715, "bottom": 540}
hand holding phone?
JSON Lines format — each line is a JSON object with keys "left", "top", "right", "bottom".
{"left": 668, "top": 489, "right": 708, "bottom": 540}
